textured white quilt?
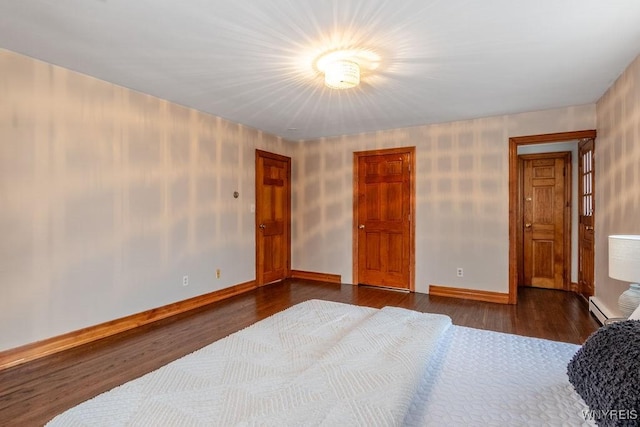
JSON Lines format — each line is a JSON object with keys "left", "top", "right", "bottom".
{"left": 47, "top": 299, "right": 451, "bottom": 426}
{"left": 405, "top": 326, "right": 593, "bottom": 426}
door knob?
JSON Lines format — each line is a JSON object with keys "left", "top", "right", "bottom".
{"left": 358, "top": 224, "right": 365, "bottom": 229}
{"left": 525, "top": 223, "right": 532, "bottom": 228}
{"left": 585, "top": 226, "right": 594, "bottom": 231}
{"left": 259, "top": 224, "right": 266, "bottom": 229}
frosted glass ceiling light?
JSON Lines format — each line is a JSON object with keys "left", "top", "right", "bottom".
{"left": 324, "top": 60, "right": 360, "bottom": 89}
{"left": 314, "top": 49, "right": 380, "bottom": 90}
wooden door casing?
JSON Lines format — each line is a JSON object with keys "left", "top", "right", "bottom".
{"left": 508, "top": 130, "right": 596, "bottom": 304}
{"left": 521, "top": 152, "right": 571, "bottom": 290}
{"left": 578, "top": 138, "right": 595, "bottom": 298}
{"left": 255, "top": 150, "right": 291, "bottom": 286}
{"left": 353, "top": 147, "right": 415, "bottom": 291}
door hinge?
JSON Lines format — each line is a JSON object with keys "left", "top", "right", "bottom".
{"left": 408, "top": 214, "right": 411, "bottom": 222}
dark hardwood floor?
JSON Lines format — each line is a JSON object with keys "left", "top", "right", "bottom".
{"left": 0, "top": 279, "right": 599, "bottom": 426}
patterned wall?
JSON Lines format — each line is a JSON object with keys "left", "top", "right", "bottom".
{"left": 293, "top": 106, "right": 596, "bottom": 293}
{"left": 0, "top": 49, "right": 293, "bottom": 350}
{"left": 3, "top": 44, "right": 625, "bottom": 350}
{"left": 595, "top": 54, "right": 640, "bottom": 316}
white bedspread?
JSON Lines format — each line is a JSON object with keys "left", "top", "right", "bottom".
{"left": 405, "top": 326, "right": 593, "bottom": 426}
{"left": 47, "top": 299, "right": 451, "bottom": 426}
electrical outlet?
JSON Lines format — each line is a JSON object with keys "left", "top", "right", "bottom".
{"left": 182, "top": 275, "right": 189, "bottom": 286}
{"left": 456, "top": 268, "right": 463, "bottom": 277}
{"left": 216, "top": 269, "right": 221, "bottom": 279}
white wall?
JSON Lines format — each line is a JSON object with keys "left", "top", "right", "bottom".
{"left": 292, "top": 106, "right": 596, "bottom": 294}
{"left": 0, "top": 49, "right": 294, "bottom": 351}
{"left": 517, "top": 142, "right": 579, "bottom": 283}
{"left": 595, "top": 54, "right": 640, "bottom": 316}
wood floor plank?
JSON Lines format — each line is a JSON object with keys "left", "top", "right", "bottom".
{"left": 0, "top": 279, "right": 599, "bottom": 426}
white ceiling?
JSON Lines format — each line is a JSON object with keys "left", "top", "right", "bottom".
{"left": 1, "top": 0, "right": 639, "bottom": 140}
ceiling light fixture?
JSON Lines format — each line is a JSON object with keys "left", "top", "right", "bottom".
{"left": 314, "top": 49, "right": 381, "bottom": 90}
{"left": 324, "top": 60, "right": 360, "bottom": 89}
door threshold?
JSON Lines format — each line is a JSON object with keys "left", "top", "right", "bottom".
{"left": 358, "top": 284, "right": 410, "bottom": 293}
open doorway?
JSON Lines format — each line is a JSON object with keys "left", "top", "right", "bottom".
{"left": 517, "top": 150, "right": 572, "bottom": 291}
{"left": 508, "top": 130, "right": 596, "bottom": 304}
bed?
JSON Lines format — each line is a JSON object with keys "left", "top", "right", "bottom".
{"left": 47, "top": 299, "right": 638, "bottom": 426}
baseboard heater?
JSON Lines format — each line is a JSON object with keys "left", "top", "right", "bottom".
{"left": 588, "top": 297, "right": 609, "bottom": 325}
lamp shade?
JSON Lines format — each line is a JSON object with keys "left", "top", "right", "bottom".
{"left": 608, "top": 235, "right": 640, "bottom": 283}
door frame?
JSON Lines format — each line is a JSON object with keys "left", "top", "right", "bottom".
{"left": 508, "top": 130, "right": 596, "bottom": 304}
{"left": 255, "top": 149, "right": 291, "bottom": 286}
{"left": 352, "top": 146, "right": 416, "bottom": 291}
{"left": 517, "top": 151, "right": 572, "bottom": 291}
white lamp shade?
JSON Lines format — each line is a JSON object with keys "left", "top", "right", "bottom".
{"left": 608, "top": 235, "right": 640, "bottom": 283}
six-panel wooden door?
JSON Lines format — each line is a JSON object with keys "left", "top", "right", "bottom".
{"left": 255, "top": 150, "right": 291, "bottom": 286}
{"left": 521, "top": 152, "right": 571, "bottom": 290}
{"left": 354, "top": 147, "right": 414, "bottom": 290}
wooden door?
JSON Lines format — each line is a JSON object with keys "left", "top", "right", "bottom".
{"left": 578, "top": 138, "right": 595, "bottom": 298}
{"left": 521, "top": 152, "right": 571, "bottom": 290}
{"left": 255, "top": 150, "right": 291, "bottom": 286}
{"left": 354, "top": 147, "right": 414, "bottom": 290}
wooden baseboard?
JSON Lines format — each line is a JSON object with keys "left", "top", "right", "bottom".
{"left": 290, "top": 270, "right": 342, "bottom": 284}
{"left": 0, "top": 280, "right": 256, "bottom": 371}
{"left": 429, "top": 284, "right": 510, "bottom": 304}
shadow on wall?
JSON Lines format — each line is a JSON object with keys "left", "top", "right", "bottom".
{"left": 0, "top": 51, "right": 292, "bottom": 350}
